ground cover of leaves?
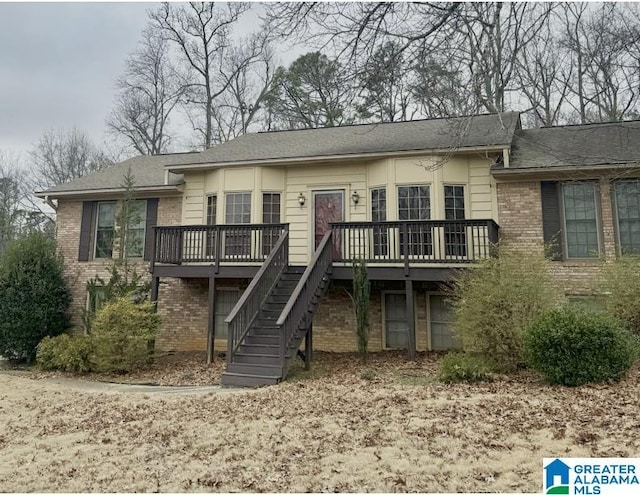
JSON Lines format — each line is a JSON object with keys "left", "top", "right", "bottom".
{"left": 0, "top": 352, "right": 638, "bottom": 492}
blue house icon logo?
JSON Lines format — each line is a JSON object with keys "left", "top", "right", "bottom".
{"left": 544, "top": 459, "right": 571, "bottom": 494}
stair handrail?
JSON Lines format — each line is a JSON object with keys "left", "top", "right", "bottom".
{"left": 225, "top": 229, "right": 289, "bottom": 363}
{"left": 276, "top": 231, "right": 333, "bottom": 362}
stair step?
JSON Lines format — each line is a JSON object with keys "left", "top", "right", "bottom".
{"left": 248, "top": 325, "right": 280, "bottom": 336}
{"left": 286, "top": 266, "right": 306, "bottom": 275}
{"left": 263, "top": 301, "right": 286, "bottom": 310}
{"left": 226, "top": 362, "right": 283, "bottom": 376}
{"left": 260, "top": 308, "right": 283, "bottom": 316}
{"left": 221, "top": 372, "right": 280, "bottom": 388}
{"left": 237, "top": 343, "right": 279, "bottom": 355}
{"left": 233, "top": 353, "right": 281, "bottom": 365}
{"left": 269, "top": 294, "right": 292, "bottom": 303}
{"left": 244, "top": 335, "right": 279, "bottom": 345}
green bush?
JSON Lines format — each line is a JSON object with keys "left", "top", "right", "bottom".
{"left": 440, "top": 353, "right": 493, "bottom": 383}
{"left": 37, "top": 334, "right": 93, "bottom": 373}
{"left": 0, "top": 233, "right": 71, "bottom": 362}
{"left": 603, "top": 255, "right": 640, "bottom": 335}
{"left": 90, "top": 297, "right": 161, "bottom": 373}
{"left": 449, "top": 246, "right": 564, "bottom": 372}
{"left": 524, "top": 306, "right": 636, "bottom": 386}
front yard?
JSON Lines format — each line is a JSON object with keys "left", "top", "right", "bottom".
{"left": 1, "top": 352, "right": 638, "bottom": 492}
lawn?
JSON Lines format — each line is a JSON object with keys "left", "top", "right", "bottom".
{"left": 0, "top": 352, "right": 638, "bottom": 492}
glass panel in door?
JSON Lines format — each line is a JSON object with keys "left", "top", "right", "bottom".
{"left": 225, "top": 193, "right": 251, "bottom": 258}
{"left": 429, "top": 294, "right": 459, "bottom": 350}
{"left": 385, "top": 293, "right": 409, "bottom": 349}
{"left": 314, "top": 191, "right": 344, "bottom": 259}
{"left": 214, "top": 289, "right": 241, "bottom": 340}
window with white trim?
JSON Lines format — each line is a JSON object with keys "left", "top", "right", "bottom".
{"left": 95, "top": 202, "right": 116, "bottom": 259}
{"left": 371, "top": 187, "right": 387, "bottom": 256}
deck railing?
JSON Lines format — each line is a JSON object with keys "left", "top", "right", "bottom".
{"left": 153, "top": 220, "right": 499, "bottom": 268}
{"left": 330, "top": 219, "right": 499, "bottom": 266}
{"left": 276, "top": 231, "right": 334, "bottom": 363}
{"left": 154, "top": 223, "right": 288, "bottom": 267}
{"left": 224, "top": 230, "right": 289, "bottom": 364}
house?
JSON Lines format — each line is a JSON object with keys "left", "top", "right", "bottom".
{"left": 494, "top": 120, "right": 640, "bottom": 299}
{"left": 36, "top": 113, "right": 640, "bottom": 386}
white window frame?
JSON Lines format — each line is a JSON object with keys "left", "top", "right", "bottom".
{"left": 123, "top": 200, "right": 147, "bottom": 259}
{"left": 94, "top": 201, "right": 117, "bottom": 259}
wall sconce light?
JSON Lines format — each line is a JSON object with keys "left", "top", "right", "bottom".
{"left": 351, "top": 190, "right": 360, "bottom": 205}
{"left": 298, "top": 192, "right": 306, "bottom": 206}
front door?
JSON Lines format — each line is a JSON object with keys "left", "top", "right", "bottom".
{"left": 313, "top": 190, "right": 344, "bottom": 258}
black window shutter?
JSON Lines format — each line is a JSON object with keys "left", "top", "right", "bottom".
{"left": 540, "top": 182, "right": 563, "bottom": 260}
{"left": 144, "top": 198, "right": 159, "bottom": 261}
{"left": 78, "top": 201, "right": 97, "bottom": 261}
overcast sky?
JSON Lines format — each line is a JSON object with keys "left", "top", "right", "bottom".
{"left": 0, "top": 2, "right": 161, "bottom": 162}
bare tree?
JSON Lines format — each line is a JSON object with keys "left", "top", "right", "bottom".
{"left": 559, "top": 3, "right": 640, "bottom": 124}
{"left": 516, "top": 11, "right": 572, "bottom": 127}
{"left": 107, "top": 28, "right": 184, "bottom": 155}
{"left": 0, "top": 152, "right": 26, "bottom": 252}
{"left": 265, "top": 3, "right": 461, "bottom": 63}
{"left": 451, "top": 3, "right": 553, "bottom": 114}
{"left": 210, "top": 35, "right": 276, "bottom": 141}
{"left": 266, "top": 2, "right": 550, "bottom": 118}
{"left": 30, "top": 127, "right": 112, "bottom": 189}
{"left": 150, "top": 2, "right": 257, "bottom": 149}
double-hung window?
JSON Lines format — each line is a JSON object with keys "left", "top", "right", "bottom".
{"left": 562, "top": 182, "right": 599, "bottom": 258}
{"left": 205, "top": 195, "right": 217, "bottom": 258}
{"left": 95, "top": 202, "right": 116, "bottom": 259}
{"left": 371, "top": 187, "right": 387, "bottom": 256}
{"left": 262, "top": 193, "right": 281, "bottom": 255}
{"left": 614, "top": 180, "right": 640, "bottom": 254}
{"left": 398, "top": 185, "right": 431, "bottom": 256}
{"left": 444, "top": 185, "right": 466, "bottom": 257}
{"left": 225, "top": 192, "right": 251, "bottom": 257}
{"left": 94, "top": 200, "right": 146, "bottom": 259}
{"left": 542, "top": 181, "right": 601, "bottom": 260}
{"left": 124, "top": 200, "right": 147, "bottom": 258}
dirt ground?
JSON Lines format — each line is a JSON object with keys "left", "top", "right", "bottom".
{"left": 0, "top": 352, "right": 638, "bottom": 493}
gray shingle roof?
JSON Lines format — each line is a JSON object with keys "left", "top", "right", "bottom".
{"left": 509, "top": 121, "right": 640, "bottom": 169}
{"left": 38, "top": 112, "right": 519, "bottom": 196}
{"left": 38, "top": 152, "right": 192, "bottom": 196}
{"left": 171, "top": 112, "right": 520, "bottom": 167}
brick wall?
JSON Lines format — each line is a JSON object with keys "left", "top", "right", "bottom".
{"left": 155, "top": 278, "right": 247, "bottom": 353}
{"left": 313, "top": 283, "right": 431, "bottom": 353}
{"left": 496, "top": 177, "right": 617, "bottom": 296}
{"left": 57, "top": 195, "right": 183, "bottom": 332}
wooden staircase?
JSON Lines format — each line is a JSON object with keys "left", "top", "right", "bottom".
{"left": 221, "top": 269, "right": 303, "bottom": 387}
{"left": 221, "top": 231, "right": 334, "bottom": 388}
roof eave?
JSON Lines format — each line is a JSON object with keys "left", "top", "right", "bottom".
{"left": 165, "top": 144, "right": 511, "bottom": 172}
{"left": 34, "top": 184, "right": 182, "bottom": 200}
{"left": 492, "top": 162, "right": 640, "bottom": 180}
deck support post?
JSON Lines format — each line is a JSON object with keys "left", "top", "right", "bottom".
{"left": 207, "top": 276, "right": 216, "bottom": 365}
{"left": 405, "top": 278, "right": 416, "bottom": 361}
{"left": 305, "top": 323, "right": 313, "bottom": 370}
{"left": 150, "top": 276, "right": 160, "bottom": 304}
